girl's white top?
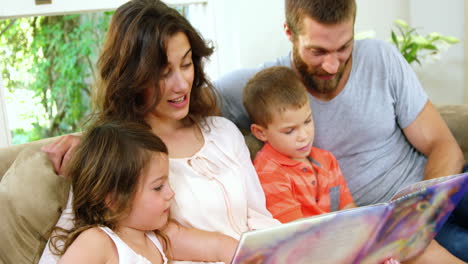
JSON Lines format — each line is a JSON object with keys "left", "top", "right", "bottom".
{"left": 99, "top": 226, "right": 168, "bottom": 264}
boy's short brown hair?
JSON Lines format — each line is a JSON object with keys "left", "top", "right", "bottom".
{"left": 243, "top": 66, "right": 309, "bottom": 127}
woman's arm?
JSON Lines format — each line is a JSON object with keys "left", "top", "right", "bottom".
{"left": 163, "top": 221, "right": 238, "bottom": 263}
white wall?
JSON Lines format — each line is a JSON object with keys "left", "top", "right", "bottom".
{"left": 355, "top": 0, "right": 465, "bottom": 104}
{"left": 355, "top": 0, "right": 409, "bottom": 40}
{"left": 208, "top": 0, "right": 290, "bottom": 78}
{"left": 409, "top": 0, "right": 465, "bottom": 104}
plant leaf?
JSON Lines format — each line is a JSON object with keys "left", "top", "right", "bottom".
{"left": 394, "top": 19, "right": 409, "bottom": 28}
{"left": 391, "top": 31, "right": 399, "bottom": 48}
{"left": 424, "top": 44, "right": 438, "bottom": 50}
{"left": 441, "top": 36, "right": 459, "bottom": 44}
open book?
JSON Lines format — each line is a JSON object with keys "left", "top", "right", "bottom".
{"left": 231, "top": 172, "right": 468, "bottom": 264}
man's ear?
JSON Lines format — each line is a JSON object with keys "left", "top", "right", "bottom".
{"left": 284, "top": 22, "right": 294, "bottom": 43}
{"left": 251, "top": 124, "right": 268, "bottom": 142}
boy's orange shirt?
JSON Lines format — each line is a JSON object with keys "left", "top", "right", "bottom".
{"left": 254, "top": 143, "right": 354, "bottom": 223}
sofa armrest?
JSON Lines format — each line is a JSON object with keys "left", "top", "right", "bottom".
{"left": 436, "top": 104, "right": 468, "bottom": 163}
{"left": 0, "top": 137, "right": 57, "bottom": 181}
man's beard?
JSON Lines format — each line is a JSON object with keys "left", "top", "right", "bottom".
{"left": 293, "top": 46, "right": 348, "bottom": 95}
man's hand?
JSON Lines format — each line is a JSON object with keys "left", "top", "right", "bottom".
{"left": 41, "top": 134, "right": 81, "bottom": 175}
{"left": 384, "top": 259, "right": 400, "bottom": 264}
{"left": 403, "top": 240, "right": 465, "bottom": 264}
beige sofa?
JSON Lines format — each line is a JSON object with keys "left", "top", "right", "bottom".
{"left": 1, "top": 104, "right": 467, "bottom": 263}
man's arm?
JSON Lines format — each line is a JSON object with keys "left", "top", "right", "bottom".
{"left": 403, "top": 101, "right": 465, "bottom": 180}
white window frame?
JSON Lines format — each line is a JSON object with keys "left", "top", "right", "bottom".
{"left": 0, "top": 76, "right": 11, "bottom": 147}
{"left": 0, "top": 0, "right": 207, "bottom": 19}
{"left": 167, "top": 0, "right": 207, "bottom": 5}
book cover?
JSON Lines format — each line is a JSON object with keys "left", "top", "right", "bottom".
{"left": 231, "top": 172, "right": 468, "bottom": 264}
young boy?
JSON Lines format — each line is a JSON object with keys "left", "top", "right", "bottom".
{"left": 243, "top": 66, "right": 356, "bottom": 223}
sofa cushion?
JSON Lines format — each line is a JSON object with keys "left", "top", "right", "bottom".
{"left": 0, "top": 149, "right": 70, "bottom": 264}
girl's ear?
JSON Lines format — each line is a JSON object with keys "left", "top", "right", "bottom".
{"left": 251, "top": 124, "right": 268, "bottom": 142}
{"left": 105, "top": 194, "right": 116, "bottom": 211}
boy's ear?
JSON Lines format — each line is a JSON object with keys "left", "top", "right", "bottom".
{"left": 251, "top": 124, "right": 268, "bottom": 142}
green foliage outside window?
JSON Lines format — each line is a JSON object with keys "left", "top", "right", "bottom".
{"left": 0, "top": 12, "right": 113, "bottom": 144}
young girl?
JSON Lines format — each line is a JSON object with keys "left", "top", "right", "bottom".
{"left": 53, "top": 120, "right": 237, "bottom": 263}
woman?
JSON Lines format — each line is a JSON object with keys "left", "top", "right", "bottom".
{"left": 40, "top": 0, "right": 278, "bottom": 263}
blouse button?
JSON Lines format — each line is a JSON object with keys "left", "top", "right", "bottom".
{"left": 302, "top": 168, "right": 307, "bottom": 172}
{"left": 312, "top": 180, "right": 316, "bottom": 185}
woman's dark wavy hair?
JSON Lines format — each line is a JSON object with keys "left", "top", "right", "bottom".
{"left": 93, "top": 0, "right": 218, "bottom": 126}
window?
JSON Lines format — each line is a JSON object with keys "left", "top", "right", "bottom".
{"left": 0, "top": 0, "right": 213, "bottom": 146}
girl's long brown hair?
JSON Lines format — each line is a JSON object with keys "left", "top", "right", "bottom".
{"left": 93, "top": 0, "right": 219, "bottom": 127}
{"left": 50, "top": 120, "right": 171, "bottom": 257}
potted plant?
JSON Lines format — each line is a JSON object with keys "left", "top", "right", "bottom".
{"left": 390, "top": 19, "right": 459, "bottom": 65}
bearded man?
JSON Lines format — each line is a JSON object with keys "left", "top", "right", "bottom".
{"left": 214, "top": 0, "right": 466, "bottom": 262}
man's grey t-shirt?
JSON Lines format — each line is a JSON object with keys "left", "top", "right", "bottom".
{"left": 214, "top": 39, "right": 428, "bottom": 206}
